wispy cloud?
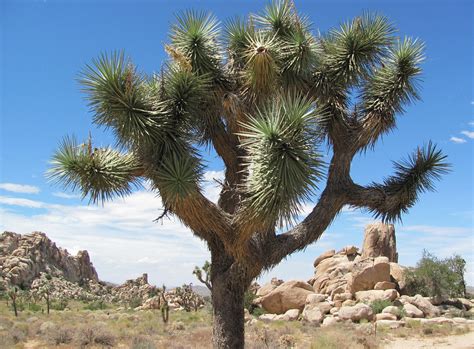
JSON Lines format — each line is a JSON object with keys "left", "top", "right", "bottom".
{"left": 469, "top": 121, "right": 474, "bottom": 126}
{"left": 52, "top": 192, "right": 81, "bottom": 199}
{"left": 0, "top": 170, "right": 226, "bottom": 286}
{"left": 461, "top": 130, "right": 474, "bottom": 139}
{"left": 399, "top": 225, "right": 472, "bottom": 236}
{"left": 450, "top": 136, "right": 467, "bottom": 144}
{"left": 0, "top": 183, "right": 40, "bottom": 194}
{"left": 0, "top": 196, "right": 45, "bottom": 208}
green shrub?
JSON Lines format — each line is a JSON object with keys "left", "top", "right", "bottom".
{"left": 26, "top": 302, "right": 42, "bottom": 312}
{"left": 83, "top": 300, "right": 107, "bottom": 311}
{"left": 251, "top": 307, "right": 266, "bottom": 317}
{"left": 370, "top": 299, "right": 392, "bottom": 314}
{"left": 243, "top": 290, "right": 257, "bottom": 313}
{"left": 405, "top": 250, "right": 467, "bottom": 298}
{"left": 128, "top": 297, "right": 143, "bottom": 309}
{"left": 50, "top": 299, "right": 68, "bottom": 311}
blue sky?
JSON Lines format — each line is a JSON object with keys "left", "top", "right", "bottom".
{"left": 1, "top": 0, "right": 473, "bottom": 287}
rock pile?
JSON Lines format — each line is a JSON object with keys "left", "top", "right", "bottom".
{"left": 254, "top": 223, "right": 474, "bottom": 327}
{"left": 0, "top": 231, "right": 98, "bottom": 288}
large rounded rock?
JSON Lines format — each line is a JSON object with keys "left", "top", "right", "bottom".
{"left": 361, "top": 223, "right": 398, "bottom": 262}
{"left": 313, "top": 250, "right": 335, "bottom": 268}
{"left": 389, "top": 263, "right": 407, "bottom": 291}
{"left": 256, "top": 278, "right": 283, "bottom": 297}
{"left": 347, "top": 259, "right": 391, "bottom": 293}
{"left": 258, "top": 280, "right": 314, "bottom": 314}
{"left": 355, "top": 289, "right": 399, "bottom": 303}
{"left": 409, "top": 295, "right": 440, "bottom": 318}
{"left": 403, "top": 303, "right": 424, "bottom": 318}
{"left": 338, "top": 303, "right": 374, "bottom": 322}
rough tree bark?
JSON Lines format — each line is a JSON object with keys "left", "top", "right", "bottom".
{"left": 210, "top": 245, "right": 252, "bottom": 349}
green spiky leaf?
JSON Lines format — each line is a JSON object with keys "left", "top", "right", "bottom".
{"left": 239, "top": 94, "right": 325, "bottom": 227}
{"left": 79, "top": 52, "right": 171, "bottom": 148}
{"left": 371, "top": 142, "right": 450, "bottom": 222}
{"left": 47, "top": 136, "right": 141, "bottom": 204}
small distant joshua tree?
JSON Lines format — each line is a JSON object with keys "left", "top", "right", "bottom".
{"left": 175, "top": 284, "right": 204, "bottom": 312}
{"left": 193, "top": 260, "right": 212, "bottom": 291}
{"left": 48, "top": 1, "right": 449, "bottom": 347}
{"left": 8, "top": 286, "right": 19, "bottom": 317}
{"left": 33, "top": 273, "right": 54, "bottom": 315}
{"left": 160, "top": 285, "right": 169, "bottom": 324}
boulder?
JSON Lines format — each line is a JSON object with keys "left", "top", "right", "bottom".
{"left": 376, "top": 313, "right": 397, "bottom": 321}
{"left": 313, "top": 250, "right": 335, "bottom": 268}
{"left": 347, "top": 259, "right": 391, "bottom": 293}
{"left": 259, "top": 314, "right": 277, "bottom": 322}
{"left": 302, "top": 307, "right": 324, "bottom": 324}
{"left": 403, "top": 303, "right": 424, "bottom": 318}
{"left": 338, "top": 246, "right": 359, "bottom": 256}
{"left": 376, "top": 320, "right": 405, "bottom": 329}
{"left": 256, "top": 278, "right": 283, "bottom": 297}
{"left": 374, "top": 281, "right": 397, "bottom": 290}
{"left": 284, "top": 309, "right": 300, "bottom": 321}
{"left": 389, "top": 263, "right": 406, "bottom": 291}
{"left": 361, "top": 223, "right": 398, "bottom": 262}
{"left": 258, "top": 280, "right": 314, "bottom": 314}
{"left": 338, "top": 303, "right": 374, "bottom": 322}
{"left": 322, "top": 316, "right": 340, "bottom": 327}
{"left": 382, "top": 306, "right": 401, "bottom": 318}
{"left": 306, "top": 293, "right": 328, "bottom": 304}
{"left": 354, "top": 289, "right": 398, "bottom": 303}
{"left": 410, "top": 295, "right": 441, "bottom": 318}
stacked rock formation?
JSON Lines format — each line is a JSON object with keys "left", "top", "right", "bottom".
{"left": 0, "top": 231, "right": 98, "bottom": 288}
{"left": 254, "top": 222, "right": 474, "bottom": 327}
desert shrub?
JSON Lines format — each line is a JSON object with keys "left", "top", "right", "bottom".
{"left": 130, "top": 336, "right": 157, "bottom": 349}
{"left": 83, "top": 300, "right": 107, "bottom": 311}
{"left": 128, "top": 297, "right": 143, "bottom": 309}
{"left": 251, "top": 306, "right": 266, "bottom": 317}
{"left": 9, "top": 323, "right": 28, "bottom": 344}
{"left": 244, "top": 290, "right": 257, "bottom": 314}
{"left": 50, "top": 299, "right": 68, "bottom": 311}
{"left": 26, "top": 302, "right": 42, "bottom": 312}
{"left": 370, "top": 299, "right": 392, "bottom": 314}
{"left": 405, "top": 250, "right": 467, "bottom": 298}
{"left": 76, "top": 325, "right": 116, "bottom": 347}
{"left": 47, "top": 326, "right": 74, "bottom": 345}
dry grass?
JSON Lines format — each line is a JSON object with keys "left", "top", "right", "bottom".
{"left": 0, "top": 301, "right": 472, "bottom": 348}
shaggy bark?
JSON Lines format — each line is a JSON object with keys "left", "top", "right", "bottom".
{"left": 210, "top": 246, "right": 251, "bottom": 349}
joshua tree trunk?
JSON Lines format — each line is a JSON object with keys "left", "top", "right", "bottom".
{"left": 210, "top": 248, "right": 252, "bottom": 349}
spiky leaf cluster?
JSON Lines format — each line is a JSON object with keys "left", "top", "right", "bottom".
{"left": 79, "top": 52, "right": 171, "bottom": 148}
{"left": 47, "top": 136, "right": 141, "bottom": 203}
{"left": 239, "top": 94, "right": 324, "bottom": 227}
{"left": 361, "top": 38, "right": 424, "bottom": 143}
{"left": 371, "top": 142, "right": 450, "bottom": 222}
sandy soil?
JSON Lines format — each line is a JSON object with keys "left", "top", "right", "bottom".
{"left": 383, "top": 331, "right": 474, "bottom": 349}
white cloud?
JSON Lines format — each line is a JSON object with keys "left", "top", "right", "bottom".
{"left": 450, "top": 136, "right": 467, "bottom": 144}
{"left": 0, "top": 183, "right": 40, "bottom": 194}
{"left": 0, "top": 196, "right": 45, "bottom": 208}
{"left": 399, "top": 225, "right": 472, "bottom": 236}
{"left": 52, "top": 192, "right": 81, "bottom": 199}
{"left": 469, "top": 121, "right": 474, "bottom": 127}
{"left": 461, "top": 130, "right": 474, "bottom": 139}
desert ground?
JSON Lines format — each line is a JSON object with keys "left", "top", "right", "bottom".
{"left": 0, "top": 300, "right": 473, "bottom": 349}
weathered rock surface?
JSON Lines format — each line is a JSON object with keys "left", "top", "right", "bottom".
{"left": 256, "top": 277, "right": 284, "bottom": 297}
{"left": 1, "top": 231, "right": 98, "bottom": 287}
{"left": 361, "top": 222, "right": 398, "bottom": 262}
{"left": 338, "top": 303, "right": 374, "bottom": 322}
{"left": 354, "top": 289, "right": 399, "bottom": 303}
{"left": 403, "top": 303, "right": 424, "bottom": 318}
{"left": 257, "top": 280, "right": 314, "bottom": 314}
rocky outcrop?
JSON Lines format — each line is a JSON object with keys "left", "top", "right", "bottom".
{"left": 0, "top": 231, "right": 98, "bottom": 287}
{"left": 361, "top": 223, "right": 398, "bottom": 262}
{"left": 256, "top": 280, "right": 314, "bottom": 314}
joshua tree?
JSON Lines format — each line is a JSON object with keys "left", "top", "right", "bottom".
{"left": 193, "top": 260, "right": 212, "bottom": 291}
{"left": 48, "top": 1, "right": 449, "bottom": 347}
{"left": 8, "top": 286, "right": 19, "bottom": 317}
{"left": 32, "top": 273, "right": 54, "bottom": 315}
